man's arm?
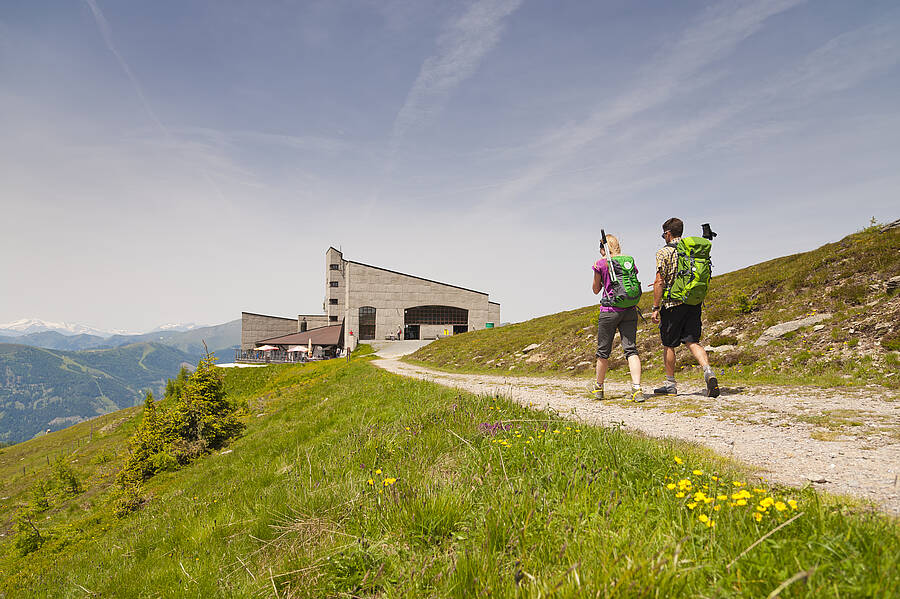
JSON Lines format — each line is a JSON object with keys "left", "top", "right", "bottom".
{"left": 651, "top": 270, "right": 664, "bottom": 323}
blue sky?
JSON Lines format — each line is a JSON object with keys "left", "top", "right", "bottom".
{"left": 1, "top": 0, "right": 898, "bottom": 332}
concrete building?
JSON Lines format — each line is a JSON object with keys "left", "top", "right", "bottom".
{"left": 241, "top": 248, "right": 500, "bottom": 351}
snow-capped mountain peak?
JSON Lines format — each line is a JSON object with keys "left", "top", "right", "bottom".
{"left": 148, "top": 323, "right": 206, "bottom": 333}
{"left": 0, "top": 318, "right": 134, "bottom": 338}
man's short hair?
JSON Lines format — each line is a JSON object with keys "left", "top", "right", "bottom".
{"left": 663, "top": 217, "right": 683, "bottom": 237}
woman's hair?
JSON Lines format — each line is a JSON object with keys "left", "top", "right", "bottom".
{"left": 604, "top": 234, "right": 621, "bottom": 256}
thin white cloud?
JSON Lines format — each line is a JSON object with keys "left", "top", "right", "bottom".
{"left": 787, "top": 17, "right": 900, "bottom": 99}
{"left": 389, "top": 0, "right": 523, "bottom": 151}
{"left": 83, "top": 0, "right": 166, "bottom": 134}
{"left": 489, "top": 0, "right": 807, "bottom": 204}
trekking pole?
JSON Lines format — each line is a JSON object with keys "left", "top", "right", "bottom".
{"left": 600, "top": 229, "right": 618, "bottom": 285}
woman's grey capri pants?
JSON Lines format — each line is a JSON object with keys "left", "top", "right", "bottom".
{"left": 595, "top": 308, "right": 639, "bottom": 359}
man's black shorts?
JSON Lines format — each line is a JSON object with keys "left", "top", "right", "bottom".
{"left": 659, "top": 303, "right": 702, "bottom": 348}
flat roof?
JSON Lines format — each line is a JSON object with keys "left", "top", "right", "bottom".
{"left": 242, "top": 311, "right": 297, "bottom": 321}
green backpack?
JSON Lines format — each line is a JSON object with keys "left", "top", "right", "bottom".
{"left": 600, "top": 255, "right": 642, "bottom": 308}
{"left": 664, "top": 237, "right": 712, "bottom": 305}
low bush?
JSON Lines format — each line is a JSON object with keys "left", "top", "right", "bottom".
{"left": 114, "top": 353, "right": 244, "bottom": 515}
{"left": 732, "top": 292, "right": 760, "bottom": 314}
{"left": 829, "top": 283, "right": 869, "bottom": 305}
{"left": 709, "top": 335, "right": 738, "bottom": 346}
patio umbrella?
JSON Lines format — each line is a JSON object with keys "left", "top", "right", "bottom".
{"left": 287, "top": 345, "right": 309, "bottom": 352}
{"left": 255, "top": 345, "right": 278, "bottom": 351}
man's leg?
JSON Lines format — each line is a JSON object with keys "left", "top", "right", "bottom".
{"left": 685, "top": 342, "right": 719, "bottom": 397}
{"left": 664, "top": 346, "right": 676, "bottom": 377}
{"left": 685, "top": 342, "right": 710, "bottom": 368}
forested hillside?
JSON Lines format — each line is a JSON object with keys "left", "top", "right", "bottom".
{"left": 0, "top": 343, "right": 196, "bottom": 444}
{"left": 0, "top": 319, "right": 240, "bottom": 357}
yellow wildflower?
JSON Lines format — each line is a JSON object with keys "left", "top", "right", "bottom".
{"left": 788, "top": 499, "right": 798, "bottom": 510}
{"left": 367, "top": 479, "right": 374, "bottom": 486}
{"left": 713, "top": 505, "right": 721, "bottom": 511}
{"left": 698, "top": 514, "right": 709, "bottom": 523}
{"left": 711, "top": 476, "right": 719, "bottom": 481}
{"left": 775, "top": 501, "right": 787, "bottom": 512}
{"left": 674, "top": 456, "right": 684, "bottom": 465}
{"left": 383, "top": 477, "right": 397, "bottom": 486}
{"left": 666, "top": 483, "right": 676, "bottom": 490}
{"left": 717, "top": 495, "right": 728, "bottom": 501}
{"left": 687, "top": 502, "right": 697, "bottom": 510}
{"left": 675, "top": 492, "right": 685, "bottom": 498}
{"left": 693, "top": 470, "right": 703, "bottom": 476}
{"left": 756, "top": 505, "right": 767, "bottom": 513}
{"left": 753, "top": 512, "right": 763, "bottom": 522}
{"left": 375, "top": 469, "right": 382, "bottom": 474}
{"left": 736, "top": 499, "right": 747, "bottom": 506}
{"left": 760, "top": 497, "right": 775, "bottom": 508}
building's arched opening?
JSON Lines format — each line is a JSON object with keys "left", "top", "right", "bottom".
{"left": 404, "top": 305, "right": 468, "bottom": 340}
{"left": 359, "top": 306, "right": 376, "bottom": 340}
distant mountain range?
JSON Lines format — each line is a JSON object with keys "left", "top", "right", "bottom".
{"left": 0, "top": 318, "right": 243, "bottom": 444}
{"left": 0, "top": 320, "right": 241, "bottom": 359}
{"left": 0, "top": 318, "right": 134, "bottom": 338}
{"left": 0, "top": 342, "right": 198, "bottom": 444}
{"left": 0, "top": 318, "right": 208, "bottom": 338}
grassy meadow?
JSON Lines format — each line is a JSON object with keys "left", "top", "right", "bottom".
{"left": 2, "top": 353, "right": 898, "bottom": 597}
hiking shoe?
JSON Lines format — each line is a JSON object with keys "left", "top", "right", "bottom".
{"left": 653, "top": 382, "right": 677, "bottom": 396}
{"left": 706, "top": 375, "right": 720, "bottom": 398}
{"left": 590, "top": 383, "right": 605, "bottom": 400}
{"left": 630, "top": 388, "right": 645, "bottom": 403}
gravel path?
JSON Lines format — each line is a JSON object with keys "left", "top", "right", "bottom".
{"left": 375, "top": 358, "right": 900, "bottom": 515}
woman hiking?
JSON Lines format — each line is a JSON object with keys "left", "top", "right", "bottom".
{"left": 591, "top": 234, "right": 644, "bottom": 402}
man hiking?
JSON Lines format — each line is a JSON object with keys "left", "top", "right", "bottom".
{"left": 650, "top": 217, "right": 720, "bottom": 398}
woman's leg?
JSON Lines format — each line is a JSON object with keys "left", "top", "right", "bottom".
{"left": 626, "top": 354, "right": 641, "bottom": 386}
{"left": 619, "top": 309, "right": 641, "bottom": 386}
{"left": 596, "top": 357, "right": 609, "bottom": 386}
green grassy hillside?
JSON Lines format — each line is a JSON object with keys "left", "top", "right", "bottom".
{"left": 409, "top": 225, "right": 900, "bottom": 388}
{"left": 0, "top": 342, "right": 196, "bottom": 444}
{"left": 1, "top": 355, "right": 897, "bottom": 597}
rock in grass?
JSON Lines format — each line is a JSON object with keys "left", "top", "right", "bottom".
{"left": 754, "top": 313, "right": 832, "bottom": 346}
{"left": 705, "top": 344, "right": 735, "bottom": 353}
{"left": 521, "top": 343, "right": 541, "bottom": 353}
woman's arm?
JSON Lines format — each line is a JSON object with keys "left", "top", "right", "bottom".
{"left": 592, "top": 270, "right": 603, "bottom": 295}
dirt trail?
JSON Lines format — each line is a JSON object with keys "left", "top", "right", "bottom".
{"left": 375, "top": 358, "right": 900, "bottom": 515}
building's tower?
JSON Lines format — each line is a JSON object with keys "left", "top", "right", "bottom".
{"left": 325, "top": 248, "right": 346, "bottom": 324}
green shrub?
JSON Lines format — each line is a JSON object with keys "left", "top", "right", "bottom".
{"left": 29, "top": 480, "right": 51, "bottom": 512}
{"left": 794, "top": 350, "right": 813, "bottom": 364}
{"left": 115, "top": 354, "right": 244, "bottom": 515}
{"left": 847, "top": 338, "right": 859, "bottom": 348}
{"left": 13, "top": 511, "right": 45, "bottom": 556}
{"left": 732, "top": 292, "right": 760, "bottom": 314}
{"left": 709, "top": 335, "right": 738, "bottom": 346}
{"left": 52, "top": 459, "right": 82, "bottom": 496}
{"left": 829, "top": 283, "right": 868, "bottom": 305}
